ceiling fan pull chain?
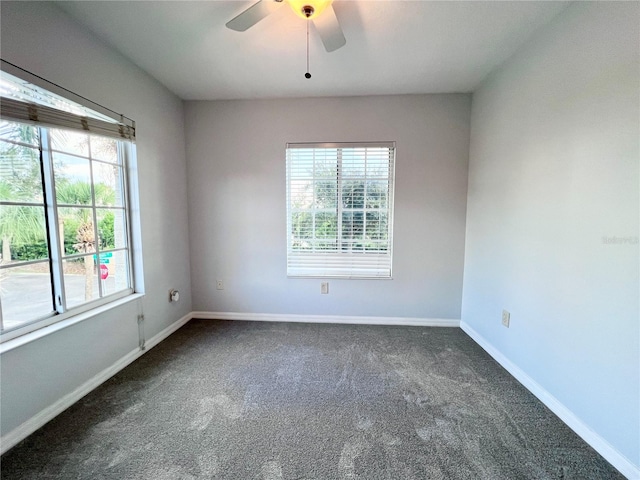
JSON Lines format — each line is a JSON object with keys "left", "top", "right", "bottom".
{"left": 305, "top": 18, "right": 311, "bottom": 79}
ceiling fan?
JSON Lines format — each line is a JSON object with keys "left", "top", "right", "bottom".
{"left": 226, "top": 0, "right": 346, "bottom": 53}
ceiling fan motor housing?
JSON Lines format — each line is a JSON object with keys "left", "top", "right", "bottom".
{"left": 226, "top": 0, "right": 346, "bottom": 53}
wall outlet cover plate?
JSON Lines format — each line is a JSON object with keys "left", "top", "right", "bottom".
{"left": 502, "top": 310, "right": 510, "bottom": 327}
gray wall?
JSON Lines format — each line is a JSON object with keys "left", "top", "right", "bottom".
{"left": 0, "top": 2, "right": 192, "bottom": 436}
{"left": 462, "top": 1, "right": 639, "bottom": 467}
{"left": 185, "top": 95, "right": 471, "bottom": 319}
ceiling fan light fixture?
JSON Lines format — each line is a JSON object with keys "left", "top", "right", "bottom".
{"left": 226, "top": 0, "right": 346, "bottom": 54}
{"left": 288, "top": 0, "right": 332, "bottom": 19}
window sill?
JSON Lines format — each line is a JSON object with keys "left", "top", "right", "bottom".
{"left": 0, "top": 293, "right": 145, "bottom": 355}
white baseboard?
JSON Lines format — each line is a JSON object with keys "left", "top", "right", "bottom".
{"left": 0, "top": 312, "right": 193, "bottom": 455}
{"left": 460, "top": 321, "right": 639, "bottom": 480}
{"left": 142, "top": 312, "right": 192, "bottom": 351}
{"left": 192, "top": 311, "right": 460, "bottom": 327}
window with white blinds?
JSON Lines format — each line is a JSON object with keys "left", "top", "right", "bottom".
{"left": 286, "top": 142, "right": 395, "bottom": 278}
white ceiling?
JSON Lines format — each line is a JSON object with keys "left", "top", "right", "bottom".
{"left": 56, "top": 1, "right": 569, "bottom": 100}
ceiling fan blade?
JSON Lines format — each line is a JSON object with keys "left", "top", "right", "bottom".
{"left": 226, "top": 0, "right": 284, "bottom": 32}
{"left": 312, "top": 4, "right": 346, "bottom": 52}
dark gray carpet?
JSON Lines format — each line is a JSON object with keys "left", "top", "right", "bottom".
{"left": 1, "top": 319, "right": 623, "bottom": 479}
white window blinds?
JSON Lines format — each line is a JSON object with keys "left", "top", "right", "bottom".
{"left": 0, "top": 66, "right": 135, "bottom": 141}
{"left": 286, "top": 142, "right": 395, "bottom": 278}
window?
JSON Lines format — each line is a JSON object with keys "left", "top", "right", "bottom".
{"left": 0, "top": 67, "right": 137, "bottom": 341}
{"left": 286, "top": 142, "right": 395, "bottom": 278}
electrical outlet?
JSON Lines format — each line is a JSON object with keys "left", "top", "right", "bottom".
{"left": 216, "top": 280, "right": 224, "bottom": 290}
{"left": 502, "top": 310, "right": 510, "bottom": 328}
{"left": 321, "top": 282, "right": 329, "bottom": 294}
{"left": 169, "top": 289, "right": 180, "bottom": 302}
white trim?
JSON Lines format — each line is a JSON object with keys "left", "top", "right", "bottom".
{"left": 192, "top": 311, "right": 459, "bottom": 327}
{"left": 460, "top": 321, "right": 639, "bottom": 480}
{"left": 0, "top": 312, "right": 193, "bottom": 455}
{"left": 141, "top": 313, "right": 192, "bottom": 351}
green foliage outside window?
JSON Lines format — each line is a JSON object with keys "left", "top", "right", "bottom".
{"left": 0, "top": 122, "right": 118, "bottom": 262}
{"left": 290, "top": 177, "right": 389, "bottom": 252}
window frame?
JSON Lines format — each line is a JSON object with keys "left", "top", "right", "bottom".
{"left": 286, "top": 142, "right": 396, "bottom": 279}
{"left": 0, "top": 64, "right": 139, "bottom": 343}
